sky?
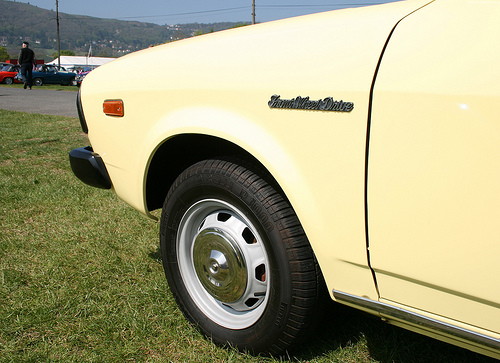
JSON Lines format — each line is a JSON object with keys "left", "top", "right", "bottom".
{"left": 11, "top": 0, "right": 402, "bottom": 25}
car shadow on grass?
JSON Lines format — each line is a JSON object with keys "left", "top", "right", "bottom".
{"left": 147, "top": 248, "right": 496, "bottom": 362}
{"left": 149, "top": 247, "right": 162, "bottom": 263}
{"left": 293, "top": 302, "right": 498, "bottom": 363}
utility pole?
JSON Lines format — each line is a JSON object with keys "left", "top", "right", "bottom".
{"left": 56, "top": 0, "right": 60, "bottom": 68}
{"left": 252, "top": 0, "right": 256, "bottom": 24}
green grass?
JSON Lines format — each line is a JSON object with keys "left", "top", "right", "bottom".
{"left": 0, "top": 109, "right": 497, "bottom": 362}
{"left": 0, "top": 83, "right": 78, "bottom": 91}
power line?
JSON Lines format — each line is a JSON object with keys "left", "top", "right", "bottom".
{"left": 116, "top": 6, "right": 250, "bottom": 21}
{"left": 258, "top": 3, "right": 385, "bottom": 6}
{"left": 113, "top": 3, "right": 387, "bottom": 22}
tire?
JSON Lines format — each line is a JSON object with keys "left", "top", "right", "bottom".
{"left": 68, "top": 77, "right": 76, "bottom": 86}
{"left": 4, "top": 77, "right": 13, "bottom": 85}
{"left": 33, "top": 78, "right": 43, "bottom": 86}
{"left": 160, "top": 159, "right": 326, "bottom": 355}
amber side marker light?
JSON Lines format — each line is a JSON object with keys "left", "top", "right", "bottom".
{"left": 103, "top": 100, "right": 124, "bottom": 117}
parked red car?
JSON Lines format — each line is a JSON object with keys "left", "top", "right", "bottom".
{"left": 0, "top": 64, "right": 21, "bottom": 85}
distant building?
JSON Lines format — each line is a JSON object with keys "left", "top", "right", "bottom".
{"left": 47, "top": 56, "right": 115, "bottom": 70}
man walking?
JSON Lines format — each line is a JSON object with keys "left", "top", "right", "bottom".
{"left": 18, "top": 41, "right": 36, "bottom": 90}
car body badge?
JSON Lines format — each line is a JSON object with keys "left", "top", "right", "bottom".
{"left": 268, "top": 95, "right": 354, "bottom": 112}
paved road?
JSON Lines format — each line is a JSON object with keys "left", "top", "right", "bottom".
{"left": 0, "top": 86, "right": 78, "bottom": 118}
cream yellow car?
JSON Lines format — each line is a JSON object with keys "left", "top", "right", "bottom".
{"left": 69, "top": 0, "right": 500, "bottom": 358}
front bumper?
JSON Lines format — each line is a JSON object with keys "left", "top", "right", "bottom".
{"left": 69, "top": 146, "right": 112, "bottom": 189}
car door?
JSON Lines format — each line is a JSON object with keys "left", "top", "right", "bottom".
{"left": 41, "top": 65, "right": 58, "bottom": 83}
{"left": 367, "top": 0, "right": 500, "bottom": 335}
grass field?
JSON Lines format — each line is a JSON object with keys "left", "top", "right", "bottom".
{"left": 0, "top": 109, "right": 497, "bottom": 362}
{"left": 0, "top": 83, "right": 79, "bottom": 92}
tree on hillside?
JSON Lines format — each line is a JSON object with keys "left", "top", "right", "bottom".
{"left": 52, "top": 50, "right": 75, "bottom": 58}
{"left": 0, "top": 47, "right": 10, "bottom": 62}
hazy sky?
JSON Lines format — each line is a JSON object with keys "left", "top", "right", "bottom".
{"left": 12, "top": 0, "right": 402, "bottom": 24}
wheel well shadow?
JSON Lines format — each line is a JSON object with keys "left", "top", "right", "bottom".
{"left": 145, "top": 134, "right": 260, "bottom": 212}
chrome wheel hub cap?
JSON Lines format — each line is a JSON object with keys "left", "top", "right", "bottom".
{"left": 193, "top": 228, "right": 247, "bottom": 303}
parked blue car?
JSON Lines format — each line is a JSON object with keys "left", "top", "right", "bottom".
{"left": 27, "top": 64, "right": 77, "bottom": 86}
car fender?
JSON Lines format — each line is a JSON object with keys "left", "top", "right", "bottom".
{"left": 82, "top": 0, "right": 434, "bottom": 301}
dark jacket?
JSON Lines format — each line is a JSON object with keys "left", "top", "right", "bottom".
{"left": 18, "top": 47, "right": 35, "bottom": 65}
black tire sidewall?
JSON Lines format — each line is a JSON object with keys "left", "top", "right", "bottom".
{"left": 160, "top": 162, "right": 294, "bottom": 353}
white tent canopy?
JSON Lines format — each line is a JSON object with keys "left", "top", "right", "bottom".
{"left": 48, "top": 56, "right": 115, "bottom": 70}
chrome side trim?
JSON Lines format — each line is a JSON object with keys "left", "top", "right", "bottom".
{"left": 333, "top": 290, "right": 500, "bottom": 351}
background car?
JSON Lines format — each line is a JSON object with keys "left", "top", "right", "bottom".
{"left": 0, "top": 64, "right": 21, "bottom": 84}
{"left": 30, "top": 64, "right": 77, "bottom": 86}
{"left": 75, "top": 68, "right": 93, "bottom": 87}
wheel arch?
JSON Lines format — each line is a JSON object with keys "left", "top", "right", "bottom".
{"left": 145, "top": 134, "right": 274, "bottom": 212}
{"left": 140, "top": 115, "right": 331, "bottom": 298}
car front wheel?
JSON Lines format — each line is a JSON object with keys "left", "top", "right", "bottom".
{"left": 4, "top": 77, "right": 13, "bottom": 85}
{"left": 160, "top": 159, "right": 326, "bottom": 355}
{"left": 33, "top": 78, "right": 43, "bottom": 86}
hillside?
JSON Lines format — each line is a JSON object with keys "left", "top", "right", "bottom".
{"left": 0, "top": 0, "right": 246, "bottom": 61}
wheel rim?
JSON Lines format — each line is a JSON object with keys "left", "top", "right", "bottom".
{"left": 177, "top": 199, "right": 270, "bottom": 329}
